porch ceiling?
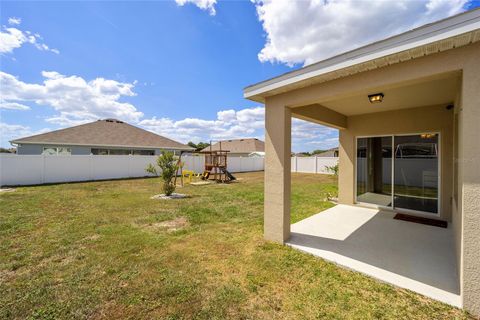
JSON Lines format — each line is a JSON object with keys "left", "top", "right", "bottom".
{"left": 288, "top": 205, "right": 460, "bottom": 307}
{"left": 297, "top": 73, "right": 460, "bottom": 117}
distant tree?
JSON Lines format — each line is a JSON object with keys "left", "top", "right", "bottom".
{"left": 196, "top": 142, "right": 210, "bottom": 151}
{"left": 295, "top": 152, "right": 311, "bottom": 157}
{"left": 146, "top": 151, "right": 179, "bottom": 196}
{"left": 187, "top": 141, "right": 210, "bottom": 151}
{"left": 0, "top": 148, "right": 12, "bottom": 153}
{"left": 311, "top": 149, "right": 326, "bottom": 155}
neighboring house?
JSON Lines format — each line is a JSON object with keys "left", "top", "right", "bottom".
{"left": 248, "top": 152, "right": 265, "bottom": 157}
{"left": 293, "top": 152, "right": 311, "bottom": 157}
{"left": 315, "top": 147, "right": 339, "bottom": 157}
{"left": 11, "top": 119, "right": 194, "bottom": 155}
{"left": 244, "top": 9, "right": 480, "bottom": 316}
{"left": 201, "top": 138, "right": 265, "bottom": 157}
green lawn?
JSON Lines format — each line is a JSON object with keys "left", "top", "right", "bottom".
{"left": 0, "top": 172, "right": 471, "bottom": 319}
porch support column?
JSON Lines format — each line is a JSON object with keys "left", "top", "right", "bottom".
{"left": 264, "top": 99, "right": 291, "bottom": 243}
{"left": 338, "top": 129, "right": 355, "bottom": 205}
{"left": 461, "top": 58, "right": 480, "bottom": 316}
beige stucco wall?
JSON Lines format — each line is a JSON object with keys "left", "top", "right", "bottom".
{"left": 458, "top": 52, "right": 480, "bottom": 316}
{"left": 452, "top": 90, "right": 463, "bottom": 296}
{"left": 338, "top": 104, "right": 454, "bottom": 221}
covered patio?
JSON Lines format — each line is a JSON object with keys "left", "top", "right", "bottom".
{"left": 288, "top": 204, "right": 459, "bottom": 306}
{"left": 244, "top": 9, "right": 480, "bottom": 316}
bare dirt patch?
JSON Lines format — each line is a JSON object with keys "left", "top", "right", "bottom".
{"left": 143, "top": 217, "right": 189, "bottom": 232}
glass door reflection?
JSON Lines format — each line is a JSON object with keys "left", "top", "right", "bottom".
{"left": 393, "top": 134, "right": 439, "bottom": 213}
{"left": 356, "top": 136, "right": 393, "bottom": 207}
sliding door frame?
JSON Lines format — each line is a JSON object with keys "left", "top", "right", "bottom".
{"left": 354, "top": 132, "right": 441, "bottom": 217}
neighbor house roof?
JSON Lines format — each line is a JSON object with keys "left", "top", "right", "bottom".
{"left": 315, "top": 147, "right": 339, "bottom": 157}
{"left": 201, "top": 138, "right": 265, "bottom": 153}
{"left": 244, "top": 8, "right": 480, "bottom": 102}
{"left": 11, "top": 119, "right": 194, "bottom": 150}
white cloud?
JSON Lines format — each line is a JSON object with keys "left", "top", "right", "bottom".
{"left": 0, "top": 100, "right": 30, "bottom": 110}
{"left": 175, "top": 0, "right": 217, "bottom": 15}
{"left": 139, "top": 106, "right": 338, "bottom": 151}
{"left": 0, "top": 122, "right": 51, "bottom": 145}
{"left": 0, "top": 71, "right": 336, "bottom": 151}
{"left": 8, "top": 17, "right": 21, "bottom": 25}
{"left": 139, "top": 106, "right": 264, "bottom": 143}
{"left": 0, "top": 18, "right": 59, "bottom": 54}
{"left": 0, "top": 71, "right": 143, "bottom": 126}
{"left": 253, "top": 0, "right": 469, "bottom": 66}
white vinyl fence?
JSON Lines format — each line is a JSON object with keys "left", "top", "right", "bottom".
{"left": 0, "top": 154, "right": 265, "bottom": 186}
{"left": 291, "top": 156, "right": 338, "bottom": 174}
{"left": 0, "top": 154, "right": 337, "bottom": 186}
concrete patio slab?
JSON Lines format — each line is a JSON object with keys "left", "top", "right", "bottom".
{"left": 287, "top": 204, "right": 460, "bottom": 307}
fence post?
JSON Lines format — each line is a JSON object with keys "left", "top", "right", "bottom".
{"left": 128, "top": 155, "right": 132, "bottom": 178}
{"left": 314, "top": 156, "right": 318, "bottom": 174}
{"left": 42, "top": 155, "right": 46, "bottom": 184}
{"left": 89, "top": 155, "right": 93, "bottom": 181}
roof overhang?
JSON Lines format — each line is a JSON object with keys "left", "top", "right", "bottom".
{"left": 10, "top": 140, "right": 195, "bottom": 151}
{"left": 244, "top": 8, "right": 480, "bottom": 103}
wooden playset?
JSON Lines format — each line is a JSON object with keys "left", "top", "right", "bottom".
{"left": 198, "top": 149, "right": 236, "bottom": 183}
{"left": 174, "top": 142, "right": 236, "bottom": 186}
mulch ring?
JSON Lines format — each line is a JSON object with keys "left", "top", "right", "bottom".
{"left": 150, "top": 193, "right": 188, "bottom": 200}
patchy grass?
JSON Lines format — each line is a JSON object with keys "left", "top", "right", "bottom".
{"left": 0, "top": 172, "right": 471, "bottom": 319}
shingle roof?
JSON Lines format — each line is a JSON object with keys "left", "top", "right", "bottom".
{"left": 11, "top": 119, "right": 193, "bottom": 150}
{"left": 201, "top": 138, "right": 265, "bottom": 153}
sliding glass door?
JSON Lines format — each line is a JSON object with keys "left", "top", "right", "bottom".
{"left": 356, "top": 133, "right": 439, "bottom": 214}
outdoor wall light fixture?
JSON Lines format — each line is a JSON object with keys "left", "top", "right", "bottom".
{"left": 368, "top": 93, "right": 384, "bottom": 103}
{"left": 420, "top": 133, "right": 436, "bottom": 139}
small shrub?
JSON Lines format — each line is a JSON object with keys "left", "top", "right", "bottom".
{"left": 326, "top": 163, "right": 339, "bottom": 176}
{"left": 146, "top": 151, "right": 179, "bottom": 196}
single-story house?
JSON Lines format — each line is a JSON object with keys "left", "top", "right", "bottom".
{"left": 201, "top": 138, "right": 265, "bottom": 157}
{"left": 244, "top": 9, "right": 480, "bottom": 316}
{"left": 315, "top": 147, "right": 339, "bottom": 157}
{"left": 11, "top": 119, "right": 194, "bottom": 155}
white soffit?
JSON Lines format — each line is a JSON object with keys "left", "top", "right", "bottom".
{"left": 244, "top": 8, "right": 480, "bottom": 102}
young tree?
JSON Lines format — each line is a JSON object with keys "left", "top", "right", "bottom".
{"left": 326, "top": 163, "right": 339, "bottom": 176}
{"left": 146, "top": 151, "right": 179, "bottom": 196}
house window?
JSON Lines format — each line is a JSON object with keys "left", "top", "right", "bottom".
{"left": 91, "top": 148, "right": 155, "bottom": 155}
{"left": 58, "top": 147, "right": 72, "bottom": 155}
{"left": 91, "top": 148, "right": 109, "bottom": 155}
{"left": 109, "top": 149, "right": 131, "bottom": 155}
{"left": 42, "top": 147, "right": 72, "bottom": 155}
{"left": 132, "top": 149, "right": 155, "bottom": 155}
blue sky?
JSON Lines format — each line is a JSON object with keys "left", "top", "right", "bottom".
{"left": 1, "top": 0, "right": 479, "bottom": 151}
